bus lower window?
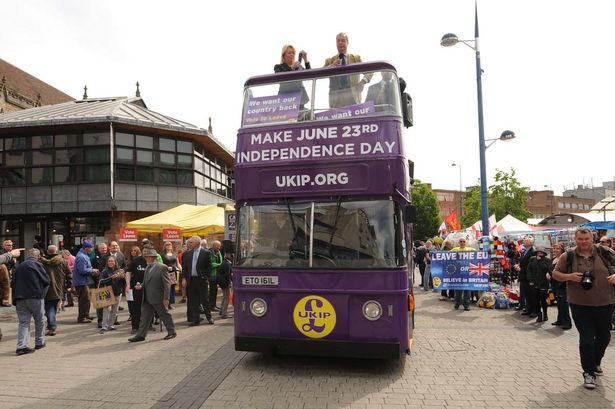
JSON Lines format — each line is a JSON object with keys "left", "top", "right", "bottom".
{"left": 237, "top": 200, "right": 403, "bottom": 269}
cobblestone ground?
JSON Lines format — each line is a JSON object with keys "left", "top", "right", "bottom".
{"left": 1, "top": 283, "right": 615, "bottom": 409}
{"left": 201, "top": 287, "right": 615, "bottom": 409}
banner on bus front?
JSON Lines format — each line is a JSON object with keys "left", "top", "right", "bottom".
{"left": 430, "top": 251, "right": 491, "bottom": 291}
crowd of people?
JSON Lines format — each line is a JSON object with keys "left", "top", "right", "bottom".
{"left": 414, "top": 228, "right": 615, "bottom": 390}
{"left": 0, "top": 236, "right": 233, "bottom": 355}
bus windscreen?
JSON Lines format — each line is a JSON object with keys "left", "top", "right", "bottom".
{"left": 237, "top": 200, "right": 404, "bottom": 269}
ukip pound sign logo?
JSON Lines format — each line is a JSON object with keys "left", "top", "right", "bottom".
{"left": 293, "top": 295, "right": 336, "bottom": 339}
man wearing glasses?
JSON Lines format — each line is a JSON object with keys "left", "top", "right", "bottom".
{"left": 553, "top": 227, "right": 615, "bottom": 389}
{"left": 451, "top": 238, "right": 476, "bottom": 311}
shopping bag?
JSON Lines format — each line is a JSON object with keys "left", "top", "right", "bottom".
{"left": 229, "top": 289, "right": 234, "bottom": 306}
{"left": 90, "top": 285, "right": 116, "bottom": 309}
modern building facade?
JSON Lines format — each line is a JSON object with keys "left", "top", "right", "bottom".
{"left": 0, "top": 95, "right": 234, "bottom": 252}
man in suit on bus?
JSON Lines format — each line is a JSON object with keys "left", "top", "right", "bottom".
{"left": 181, "top": 236, "right": 214, "bottom": 326}
{"left": 324, "top": 32, "right": 372, "bottom": 108}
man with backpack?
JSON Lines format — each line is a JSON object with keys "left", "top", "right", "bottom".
{"left": 552, "top": 227, "right": 615, "bottom": 390}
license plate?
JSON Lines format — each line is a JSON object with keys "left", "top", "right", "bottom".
{"left": 242, "top": 276, "right": 279, "bottom": 286}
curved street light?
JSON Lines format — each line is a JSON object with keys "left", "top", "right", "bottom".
{"left": 441, "top": 2, "right": 515, "bottom": 237}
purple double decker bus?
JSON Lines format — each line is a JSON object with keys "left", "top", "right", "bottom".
{"left": 234, "top": 61, "right": 415, "bottom": 359}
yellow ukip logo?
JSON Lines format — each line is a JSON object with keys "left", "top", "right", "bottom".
{"left": 293, "top": 295, "right": 336, "bottom": 338}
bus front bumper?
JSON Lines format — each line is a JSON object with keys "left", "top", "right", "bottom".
{"left": 235, "top": 336, "right": 404, "bottom": 359}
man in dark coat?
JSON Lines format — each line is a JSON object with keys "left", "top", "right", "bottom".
{"left": 181, "top": 236, "right": 214, "bottom": 326}
{"left": 12, "top": 248, "right": 50, "bottom": 355}
{"left": 128, "top": 248, "right": 176, "bottom": 342}
{"left": 515, "top": 236, "right": 536, "bottom": 316}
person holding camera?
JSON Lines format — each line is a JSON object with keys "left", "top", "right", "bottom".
{"left": 552, "top": 227, "right": 615, "bottom": 390}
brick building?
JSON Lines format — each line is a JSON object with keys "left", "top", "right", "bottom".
{"left": 526, "top": 190, "right": 596, "bottom": 219}
{"left": 0, "top": 58, "right": 73, "bottom": 113}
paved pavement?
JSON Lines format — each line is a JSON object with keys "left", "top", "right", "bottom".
{"left": 2, "top": 284, "right": 615, "bottom": 409}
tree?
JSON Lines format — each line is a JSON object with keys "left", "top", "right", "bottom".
{"left": 461, "top": 186, "right": 481, "bottom": 228}
{"left": 489, "top": 168, "right": 533, "bottom": 222}
{"left": 411, "top": 180, "right": 442, "bottom": 240}
{"left": 462, "top": 168, "right": 532, "bottom": 227}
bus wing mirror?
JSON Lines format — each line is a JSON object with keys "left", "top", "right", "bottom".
{"left": 404, "top": 205, "right": 417, "bottom": 223}
{"left": 401, "top": 92, "right": 413, "bottom": 128}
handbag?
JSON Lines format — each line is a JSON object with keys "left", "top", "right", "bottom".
{"left": 90, "top": 284, "right": 116, "bottom": 309}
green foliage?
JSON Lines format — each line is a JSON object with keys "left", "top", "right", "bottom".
{"left": 461, "top": 186, "right": 481, "bottom": 228}
{"left": 411, "top": 180, "right": 442, "bottom": 240}
{"left": 489, "top": 168, "right": 533, "bottom": 222}
{"left": 462, "top": 168, "right": 532, "bottom": 226}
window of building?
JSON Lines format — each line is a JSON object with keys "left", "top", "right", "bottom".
{"left": 178, "top": 170, "right": 192, "bottom": 185}
{"left": 84, "top": 165, "right": 110, "bottom": 182}
{"left": 558, "top": 202, "right": 564, "bottom": 208}
{"left": 55, "top": 149, "right": 80, "bottom": 165}
{"left": 85, "top": 147, "right": 110, "bottom": 163}
{"left": 83, "top": 132, "right": 110, "bottom": 145}
{"left": 135, "top": 166, "right": 154, "bottom": 182}
{"left": 159, "top": 169, "right": 176, "bottom": 184}
{"left": 115, "top": 132, "right": 134, "bottom": 147}
{"left": 177, "top": 154, "right": 192, "bottom": 168}
{"left": 5, "top": 151, "right": 25, "bottom": 166}
{"left": 160, "top": 152, "right": 175, "bottom": 166}
{"left": 116, "top": 166, "right": 134, "bottom": 181}
{"left": 159, "top": 138, "right": 175, "bottom": 152}
{"left": 177, "top": 140, "right": 192, "bottom": 153}
{"left": 31, "top": 167, "right": 54, "bottom": 184}
{"left": 32, "top": 150, "right": 54, "bottom": 166}
{"left": 54, "top": 166, "right": 72, "bottom": 183}
{"left": 116, "top": 148, "right": 134, "bottom": 163}
{"left": 5, "top": 137, "right": 26, "bottom": 150}
{"left": 54, "top": 134, "right": 79, "bottom": 148}
{"left": 32, "top": 135, "right": 54, "bottom": 149}
{"left": 135, "top": 135, "right": 153, "bottom": 149}
{"left": 136, "top": 150, "right": 153, "bottom": 164}
{"left": 0, "top": 168, "right": 25, "bottom": 185}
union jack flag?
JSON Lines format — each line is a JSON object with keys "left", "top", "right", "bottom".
{"left": 468, "top": 262, "right": 490, "bottom": 277}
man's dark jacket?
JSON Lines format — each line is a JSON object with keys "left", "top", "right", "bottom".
{"left": 11, "top": 257, "right": 50, "bottom": 305}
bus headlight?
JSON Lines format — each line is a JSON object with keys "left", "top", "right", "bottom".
{"left": 362, "top": 301, "right": 382, "bottom": 321}
{"left": 250, "top": 298, "right": 267, "bottom": 317}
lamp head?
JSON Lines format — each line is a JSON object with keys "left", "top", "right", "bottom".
{"left": 499, "top": 130, "right": 516, "bottom": 141}
{"left": 440, "top": 33, "right": 460, "bottom": 47}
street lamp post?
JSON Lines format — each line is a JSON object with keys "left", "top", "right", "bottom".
{"left": 441, "top": 2, "right": 516, "bottom": 237}
{"left": 451, "top": 162, "right": 462, "bottom": 219}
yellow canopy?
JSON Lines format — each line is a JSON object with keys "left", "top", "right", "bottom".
{"left": 126, "top": 204, "right": 225, "bottom": 236}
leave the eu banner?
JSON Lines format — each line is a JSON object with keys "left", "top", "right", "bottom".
{"left": 430, "top": 251, "right": 491, "bottom": 291}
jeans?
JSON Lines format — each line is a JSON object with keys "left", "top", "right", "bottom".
{"left": 555, "top": 284, "right": 572, "bottom": 326}
{"left": 44, "top": 300, "right": 59, "bottom": 330}
{"left": 15, "top": 298, "right": 45, "bottom": 349}
{"left": 454, "top": 290, "right": 471, "bottom": 308}
{"left": 570, "top": 303, "right": 615, "bottom": 374}
{"left": 422, "top": 264, "right": 432, "bottom": 291}
{"left": 219, "top": 286, "right": 230, "bottom": 317}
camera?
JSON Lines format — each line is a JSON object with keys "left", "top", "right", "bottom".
{"left": 581, "top": 271, "right": 595, "bottom": 290}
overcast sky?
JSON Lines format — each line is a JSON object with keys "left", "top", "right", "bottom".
{"left": 3, "top": 0, "right": 614, "bottom": 194}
